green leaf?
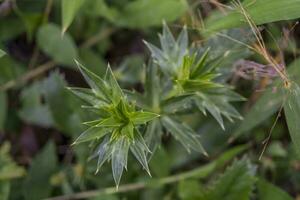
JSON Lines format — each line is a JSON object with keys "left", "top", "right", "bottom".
{"left": 0, "top": 49, "right": 5, "bottom": 58}
{"left": 205, "top": 158, "right": 256, "bottom": 200}
{"left": 232, "top": 58, "right": 300, "bottom": 140}
{"left": 0, "top": 143, "right": 25, "bottom": 181}
{"left": 73, "top": 127, "right": 111, "bottom": 144}
{"left": 75, "top": 61, "right": 110, "bottom": 101}
{"left": 23, "top": 141, "right": 57, "bottom": 200}
{"left": 37, "top": 23, "right": 78, "bottom": 66}
{"left": 105, "top": 65, "right": 124, "bottom": 104}
{"left": 284, "top": 83, "right": 300, "bottom": 157}
{"left": 145, "top": 62, "right": 160, "bottom": 111}
{"left": 144, "top": 119, "right": 163, "bottom": 155}
{"left": 0, "top": 92, "right": 7, "bottom": 131}
{"left": 130, "top": 132, "right": 151, "bottom": 175}
{"left": 19, "top": 82, "right": 54, "bottom": 127}
{"left": 131, "top": 111, "right": 160, "bottom": 125}
{"left": 111, "top": 136, "right": 130, "bottom": 187}
{"left": 178, "top": 180, "right": 204, "bottom": 200}
{"left": 94, "top": 117, "right": 123, "bottom": 127}
{"left": 0, "top": 144, "right": 26, "bottom": 199}
{"left": 204, "top": 0, "right": 300, "bottom": 35}
{"left": 43, "top": 72, "right": 83, "bottom": 135}
{"left": 120, "top": 0, "right": 187, "bottom": 28}
{"left": 257, "top": 178, "right": 293, "bottom": 200}
{"left": 161, "top": 116, "right": 207, "bottom": 155}
{"left": 62, "top": 0, "right": 85, "bottom": 33}
{"left": 67, "top": 87, "right": 106, "bottom": 106}
{"left": 95, "top": 136, "right": 113, "bottom": 172}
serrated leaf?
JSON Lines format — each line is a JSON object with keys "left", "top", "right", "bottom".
{"left": 37, "top": 23, "right": 78, "bottom": 66}
{"left": 205, "top": 158, "right": 256, "bottom": 200}
{"left": 161, "top": 116, "right": 207, "bottom": 155}
{"left": 257, "top": 178, "right": 293, "bottom": 200}
{"left": 131, "top": 111, "right": 159, "bottom": 125}
{"left": 62, "top": 0, "right": 85, "bottom": 33}
{"left": 284, "top": 83, "right": 300, "bottom": 157}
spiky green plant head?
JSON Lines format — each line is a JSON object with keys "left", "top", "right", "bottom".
{"left": 68, "top": 61, "right": 159, "bottom": 187}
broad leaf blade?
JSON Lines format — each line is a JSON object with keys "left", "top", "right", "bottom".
{"left": 257, "top": 178, "right": 293, "bottom": 200}
{"left": 37, "top": 23, "right": 78, "bottom": 66}
{"left": 284, "top": 83, "right": 300, "bottom": 157}
{"left": 204, "top": 0, "right": 300, "bottom": 35}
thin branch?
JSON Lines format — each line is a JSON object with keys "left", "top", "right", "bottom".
{"left": 0, "top": 27, "right": 116, "bottom": 91}
{"left": 0, "top": 61, "right": 56, "bottom": 91}
{"left": 44, "top": 145, "right": 247, "bottom": 200}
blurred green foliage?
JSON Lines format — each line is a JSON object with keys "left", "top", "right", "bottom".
{"left": 0, "top": 0, "right": 300, "bottom": 199}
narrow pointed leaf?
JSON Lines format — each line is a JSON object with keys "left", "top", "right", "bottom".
{"left": 161, "top": 116, "right": 207, "bottom": 155}
{"left": 111, "top": 137, "right": 130, "bottom": 187}
{"left": 105, "top": 65, "right": 124, "bottom": 103}
{"left": 67, "top": 87, "right": 106, "bottom": 105}
{"left": 75, "top": 61, "right": 109, "bottom": 100}
{"left": 62, "top": 0, "right": 85, "bottom": 33}
{"left": 191, "top": 48, "right": 210, "bottom": 78}
{"left": 176, "top": 25, "right": 188, "bottom": 58}
{"left": 73, "top": 127, "right": 110, "bottom": 144}
{"left": 130, "top": 143, "right": 151, "bottom": 175}
{"left": 131, "top": 111, "right": 160, "bottom": 125}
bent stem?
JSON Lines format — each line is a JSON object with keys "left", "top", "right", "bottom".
{"left": 44, "top": 145, "right": 247, "bottom": 200}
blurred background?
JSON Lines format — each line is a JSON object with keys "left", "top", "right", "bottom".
{"left": 1, "top": 0, "right": 300, "bottom": 199}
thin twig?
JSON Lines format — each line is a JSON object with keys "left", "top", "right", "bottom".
{"left": 0, "top": 61, "right": 56, "bottom": 91}
{"left": 80, "top": 28, "right": 116, "bottom": 49}
{"left": 0, "top": 27, "right": 116, "bottom": 91}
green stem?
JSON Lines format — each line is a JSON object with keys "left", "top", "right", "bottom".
{"left": 44, "top": 145, "right": 247, "bottom": 200}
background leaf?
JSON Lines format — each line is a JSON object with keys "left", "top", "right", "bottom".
{"left": 0, "top": 49, "right": 5, "bottom": 58}
{"left": 204, "top": 0, "right": 300, "bottom": 35}
{"left": 257, "top": 178, "right": 293, "bottom": 200}
{"left": 37, "top": 23, "right": 78, "bottom": 66}
{"left": 0, "top": 92, "right": 7, "bottom": 131}
{"left": 284, "top": 83, "right": 300, "bottom": 157}
{"left": 22, "top": 141, "right": 57, "bottom": 200}
{"left": 62, "top": 0, "right": 85, "bottom": 33}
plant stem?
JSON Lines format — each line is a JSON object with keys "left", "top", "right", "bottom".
{"left": 0, "top": 61, "right": 56, "bottom": 91}
{"left": 0, "top": 28, "right": 116, "bottom": 91}
{"left": 44, "top": 145, "right": 247, "bottom": 200}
